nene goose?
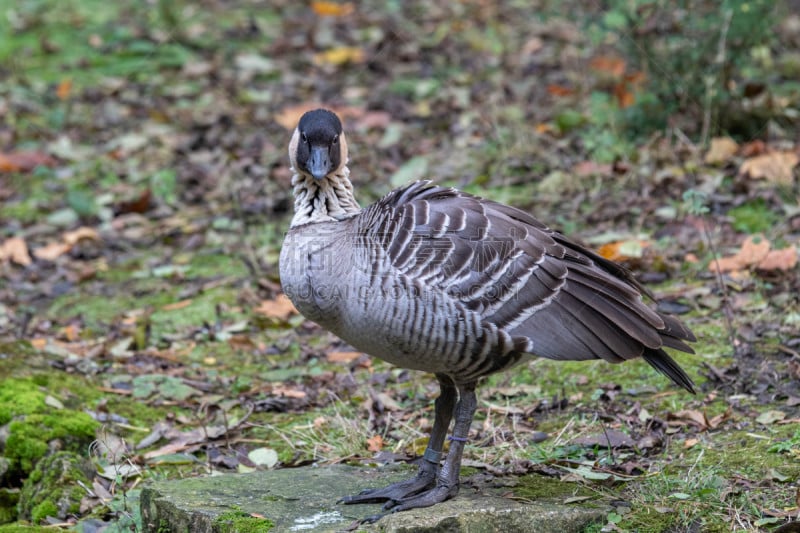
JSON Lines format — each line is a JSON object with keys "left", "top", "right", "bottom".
{"left": 279, "top": 109, "right": 695, "bottom": 514}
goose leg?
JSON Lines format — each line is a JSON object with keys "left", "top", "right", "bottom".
{"left": 384, "top": 382, "right": 477, "bottom": 512}
{"left": 340, "top": 375, "right": 456, "bottom": 504}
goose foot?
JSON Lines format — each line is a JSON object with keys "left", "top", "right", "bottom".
{"left": 383, "top": 484, "right": 458, "bottom": 512}
{"left": 339, "top": 469, "right": 437, "bottom": 505}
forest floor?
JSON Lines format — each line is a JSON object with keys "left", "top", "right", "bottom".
{"left": 1, "top": 1, "right": 799, "bottom": 531}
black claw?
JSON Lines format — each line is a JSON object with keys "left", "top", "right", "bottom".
{"left": 361, "top": 512, "right": 388, "bottom": 524}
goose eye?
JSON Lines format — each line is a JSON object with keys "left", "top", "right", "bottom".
{"left": 301, "top": 133, "right": 308, "bottom": 143}
{"left": 332, "top": 135, "right": 339, "bottom": 144}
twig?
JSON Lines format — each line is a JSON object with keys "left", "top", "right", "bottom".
{"left": 700, "top": 8, "right": 733, "bottom": 146}
{"left": 702, "top": 219, "right": 738, "bottom": 354}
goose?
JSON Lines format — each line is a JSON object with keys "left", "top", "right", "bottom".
{"left": 278, "top": 109, "right": 695, "bottom": 514}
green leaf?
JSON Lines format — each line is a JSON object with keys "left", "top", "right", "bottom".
{"left": 602, "top": 10, "right": 627, "bottom": 30}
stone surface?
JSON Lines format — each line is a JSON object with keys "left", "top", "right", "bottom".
{"left": 140, "top": 464, "right": 606, "bottom": 532}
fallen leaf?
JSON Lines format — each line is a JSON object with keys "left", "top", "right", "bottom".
{"left": 0, "top": 237, "right": 32, "bottom": 266}
{"left": 547, "top": 84, "right": 575, "bottom": 97}
{"left": 740, "top": 140, "right": 767, "bottom": 157}
{"left": 63, "top": 226, "right": 100, "bottom": 246}
{"left": 32, "top": 242, "right": 70, "bottom": 261}
{"left": 0, "top": 151, "right": 55, "bottom": 173}
{"left": 756, "top": 410, "right": 786, "bottom": 425}
{"left": 248, "top": 447, "right": 279, "bottom": 468}
{"left": 613, "top": 72, "right": 645, "bottom": 108}
{"left": 597, "top": 240, "right": 649, "bottom": 261}
{"left": 704, "top": 137, "right": 739, "bottom": 164}
{"left": 589, "top": 55, "right": 626, "bottom": 78}
{"left": 61, "top": 324, "right": 80, "bottom": 342}
{"left": 572, "top": 429, "right": 635, "bottom": 448}
{"left": 740, "top": 151, "right": 799, "bottom": 185}
{"left": 30, "top": 338, "right": 47, "bottom": 350}
{"left": 669, "top": 409, "right": 710, "bottom": 430}
{"left": 313, "top": 47, "right": 365, "bottom": 66}
{"left": 45, "top": 395, "right": 64, "bottom": 409}
{"left": 573, "top": 161, "right": 612, "bottom": 177}
{"left": 757, "top": 245, "right": 798, "bottom": 271}
{"left": 271, "top": 386, "right": 306, "bottom": 399}
{"left": 254, "top": 294, "right": 298, "bottom": 320}
{"left": 366, "top": 434, "right": 384, "bottom": 453}
{"left": 56, "top": 78, "right": 72, "bottom": 100}
{"left": 683, "top": 438, "right": 699, "bottom": 449}
{"left": 311, "top": 1, "right": 354, "bottom": 16}
{"left": 162, "top": 300, "right": 193, "bottom": 311}
{"left": 709, "top": 234, "right": 771, "bottom": 273}
{"left": 327, "top": 351, "right": 363, "bottom": 363}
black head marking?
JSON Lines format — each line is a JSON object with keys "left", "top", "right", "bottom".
{"left": 296, "top": 109, "right": 343, "bottom": 179}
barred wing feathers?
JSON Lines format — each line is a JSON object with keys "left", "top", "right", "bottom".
{"left": 358, "top": 181, "right": 695, "bottom": 392}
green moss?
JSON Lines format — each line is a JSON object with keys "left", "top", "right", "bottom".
{"left": 19, "top": 452, "right": 92, "bottom": 524}
{"left": 213, "top": 509, "right": 274, "bottom": 533}
{"left": 28, "top": 501, "right": 57, "bottom": 525}
{"left": 728, "top": 199, "right": 779, "bottom": 233}
{"left": 511, "top": 474, "right": 596, "bottom": 501}
{"left": 4, "top": 411, "right": 98, "bottom": 475}
{"left": 0, "top": 380, "right": 48, "bottom": 425}
{"left": 0, "top": 524, "right": 53, "bottom": 532}
{"left": 0, "top": 488, "right": 20, "bottom": 525}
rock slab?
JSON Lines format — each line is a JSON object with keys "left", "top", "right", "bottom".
{"left": 140, "top": 464, "right": 605, "bottom": 532}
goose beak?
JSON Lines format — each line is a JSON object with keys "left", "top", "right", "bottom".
{"left": 309, "top": 146, "right": 331, "bottom": 180}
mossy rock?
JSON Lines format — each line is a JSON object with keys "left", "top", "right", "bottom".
{"left": 18, "top": 451, "right": 93, "bottom": 524}
{"left": 0, "top": 377, "right": 98, "bottom": 481}
{"left": 0, "top": 488, "right": 20, "bottom": 525}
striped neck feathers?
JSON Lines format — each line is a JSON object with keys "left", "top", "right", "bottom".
{"left": 290, "top": 166, "right": 361, "bottom": 227}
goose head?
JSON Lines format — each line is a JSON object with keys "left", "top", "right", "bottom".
{"left": 289, "top": 109, "right": 348, "bottom": 180}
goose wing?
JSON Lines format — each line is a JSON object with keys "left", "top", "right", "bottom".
{"left": 357, "top": 181, "right": 695, "bottom": 392}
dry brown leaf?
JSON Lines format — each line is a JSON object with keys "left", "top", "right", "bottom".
{"left": 756, "top": 245, "right": 798, "bottom": 271}
{"left": 704, "top": 137, "right": 739, "bottom": 165}
{"left": 313, "top": 47, "right": 365, "bottom": 66}
{"left": 597, "top": 240, "right": 649, "bottom": 261}
{"left": 683, "top": 438, "right": 699, "bottom": 449}
{"left": 30, "top": 338, "right": 47, "bottom": 350}
{"left": 271, "top": 385, "right": 306, "bottom": 399}
{"left": 740, "top": 139, "right": 767, "bottom": 157}
{"left": 144, "top": 442, "right": 189, "bottom": 460}
{"left": 739, "top": 151, "right": 799, "bottom": 185}
{"left": 56, "top": 78, "right": 72, "bottom": 100}
{"left": 1, "top": 237, "right": 32, "bottom": 266}
{"left": 546, "top": 84, "right": 575, "bottom": 97}
{"left": 0, "top": 151, "right": 55, "bottom": 173}
{"left": 63, "top": 226, "right": 100, "bottom": 246}
{"left": 669, "top": 409, "right": 709, "bottom": 430}
{"left": 32, "top": 242, "right": 70, "bottom": 261}
{"left": 311, "top": 1, "right": 354, "bottom": 16}
{"left": 162, "top": 300, "right": 193, "bottom": 311}
{"left": 327, "top": 351, "right": 363, "bottom": 363}
{"left": 710, "top": 234, "right": 771, "bottom": 273}
{"left": 254, "top": 294, "right": 298, "bottom": 320}
{"left": 366, "top": 434, "right": 384, "bottom": 453}
{"left": 589, "top": 55, "right": 626, "bottom": 78}
{"left": 573, "top": 161, "right": 612, "bottom": 177}
{"left": 613, "top": 71, "right": 645, "bottom": 108}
